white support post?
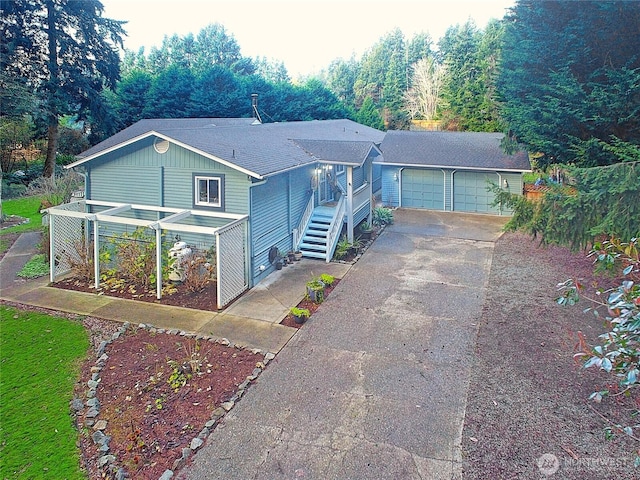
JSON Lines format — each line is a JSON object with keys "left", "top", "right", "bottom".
{"left": 347, "top": 166, "right": 354, "bottom": 243}
{"left": 367, "top": 159, "right": 373, "bottom": 223}
{"left": 93, "top": 220, "right": 100, "bottom": 290}
{"left": 49, "top": 213, "right": 55, "bottom": 283}
{"left": 155, "top": 227, "right": 162, "bottom": 300}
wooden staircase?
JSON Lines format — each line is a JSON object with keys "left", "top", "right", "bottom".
{"left": 298, "top": 206, "right": 337, "bottom": 261}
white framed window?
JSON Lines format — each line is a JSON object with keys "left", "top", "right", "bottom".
{"left": 335, "top": 164, "right": 345, "bottom": 174}
{"left": 195, "top": 176, "right": 221, "bottom": 207}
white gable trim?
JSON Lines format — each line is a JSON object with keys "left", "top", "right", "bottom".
{"left": 66, "top": 131, "right": 264, "bottom": 179}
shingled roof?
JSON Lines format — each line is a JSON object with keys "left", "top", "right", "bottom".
{"left": 377, "top": 131, "right": 531, "bottom": 171}
{"left": 293, "top": 139, "right": 380, "bottom": 164}
{"left": 71, "top": 118, "right": 385, "bottom": 179}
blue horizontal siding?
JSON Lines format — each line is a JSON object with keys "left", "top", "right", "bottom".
{"left": 381, "top": 167, "right": 400, "bottom": 207}
{"left": 87, "top": 140, "right": 251, "bottom": 214}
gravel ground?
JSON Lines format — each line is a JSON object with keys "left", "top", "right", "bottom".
{"left": 462, "top": 232, "right": 638, "bottom": 479}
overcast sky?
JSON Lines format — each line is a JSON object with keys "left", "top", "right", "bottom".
{"left": 101, "top": 0, "right": 515, "bottom": 78}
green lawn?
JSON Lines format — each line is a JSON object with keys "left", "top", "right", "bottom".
{"left": 0, "top": 306, "right": 89, "bottom": 479}
{"left": 1, "top": 196, "right": 44, "bottom": 234}
{"left": 0, "top": 196, "right": 44, "bottom": 256}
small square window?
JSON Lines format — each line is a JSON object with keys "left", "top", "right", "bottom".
{"left": 335, "top": 164, "right": 345, "bottom": 174}
{"left": 195, "top": 176, "right": 221, "bottom": 207}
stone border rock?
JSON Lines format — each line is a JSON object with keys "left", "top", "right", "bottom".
{"left": 70, "top": 321, "right": 273, "bottom": 480}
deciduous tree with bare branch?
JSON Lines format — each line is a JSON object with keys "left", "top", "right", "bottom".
{"left": 404, "top": 57, "right": 446, "bottom": 121}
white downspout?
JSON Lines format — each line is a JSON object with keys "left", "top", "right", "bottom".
{"left": 497, "top": 173, "right": 504, "bottom": 216}
{"left": 441, "top": 169, "right": 447, "bottom": 211}
{"left": 397, "top": 168, "right": 403, "bottom": 207}
{"left": 451, "top": 170, "right": 456, "bottom": 211}
{"left": 247, "top": 178, "right": 267, "bottom": 288}
{"left": 367, "top": 158, "right": 373, "bottom": 222}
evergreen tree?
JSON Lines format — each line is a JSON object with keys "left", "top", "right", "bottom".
{"left": 438, "top": 20, "right": 502, "bottom": 131}
{"left": 407, "top": 32, "right": 433, "bottom": 67}
{"left": 325, "top": 57, "right": 359, "bottom": 106}
{"left": 115, "top": 69, "right": 153, "bottom": 126}
{"left": 142, "top": 66, "right": 194, "bottom": 118}
{"left": 189, "top": 65, "right": 243, "bottom": 117}
{"left": 356, "top": 96, "right": 384, "bottom": 130}
{"left": 498, "top": 0, "right": 640, "bottom": 167}
{"left": 1, "top": 0, "right": 125, "bottom": 177}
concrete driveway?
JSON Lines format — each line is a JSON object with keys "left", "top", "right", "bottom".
{"left": 179, "top": 209, "right": 508, "bottom": 480}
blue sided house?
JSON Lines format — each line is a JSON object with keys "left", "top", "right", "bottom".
{"left": 53, "top": 117, "right": 384, "bottom": 308}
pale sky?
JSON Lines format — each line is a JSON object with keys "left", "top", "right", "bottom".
{"left": 101, "top": 0, "right": 515, "bottom": 78}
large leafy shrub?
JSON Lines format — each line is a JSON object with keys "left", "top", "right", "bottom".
{"left": 558, "top": 237, "right": 639, "bottom": 438}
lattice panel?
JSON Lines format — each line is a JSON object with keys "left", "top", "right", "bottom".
{"left": 217, "top": 221, "right": 248, "bottom": 308}
{"left": 51, "top": 203, "right": 86, "bottom": 278}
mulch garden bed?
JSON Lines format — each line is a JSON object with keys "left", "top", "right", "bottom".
{"left": 75, "top": 323, "right": 264, "bottom": 480}
{"left": 279, "top": 280, "right": 339, "bottom": 329}
{"left": 53, "top": 277, "right": 220, "bottom": 312}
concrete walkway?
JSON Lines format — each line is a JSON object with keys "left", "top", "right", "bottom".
{"left": 178, "top": 210, "right": 508, "bottom": 480}
{"left": 0, "top": 232, "right": 350, "bottom": 354}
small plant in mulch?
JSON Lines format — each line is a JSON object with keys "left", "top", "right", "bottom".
{"left": 167, "top": 340, "right": 209, "bottom": 392}
{"left": 181, "top": 253, "right": 215, "bottom": 293}
{"left": 281, "top": 278, "right": 340, "bottom": 328}
{"left": 62, "top": 238, "right": 97, "bottom": 282}
{"left": 17, "top": 253, "right": 49, "bottom": 278}
{"left": 373, "top": 206, "right": 394, "bottom": 226}
{"left": 319, "top": 273, "right": 335, "bottom": 286}
{"left": 306, "top": 277, "right": 325, "bottom": 304}
{"left": 290, "top": 307, "right": 310, "bottom": 324}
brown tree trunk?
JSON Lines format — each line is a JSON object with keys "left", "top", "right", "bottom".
{"left": 44, "top": 119, "right": 58, "bottom": 178}
{"left": 43, "top": 0, "right": 58, "bottom": 179}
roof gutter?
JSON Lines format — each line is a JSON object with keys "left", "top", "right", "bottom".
{"left": 373, "top": 161, "right": 531, "bottom": 173}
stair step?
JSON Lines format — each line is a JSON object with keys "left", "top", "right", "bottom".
{"left": 309, "top": 220, "right": 331, "bottom": 228}
{"left": 300, "top": 251, "right": 327, "bottom": 260}
{"left": 300, "top": 242, "right": 328, "bottom": 252}
{"left": 305, "top": 228, "right": 329, "bottom": 238}
{"left": 300, "top": 237, "right": 327, "bottom": 249}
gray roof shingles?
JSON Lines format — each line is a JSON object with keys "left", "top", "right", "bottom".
{"left": 77, "top": 118, "right": 385, "bottom": 178}
{"left": 292, "top": 139, "right": 377, "bottom": 164}
{"left": 378, "top": 131, "right": 531, "bottom": 171}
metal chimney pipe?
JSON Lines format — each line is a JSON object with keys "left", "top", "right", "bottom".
{"left": 251, "top": 94, "right": 262, "bottom": 123}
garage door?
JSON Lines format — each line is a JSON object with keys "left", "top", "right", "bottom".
{"left": 401, "top": 169, "right": 444, "bottom": 210}
{"left": 453, "top": 171, "right": 499, "bottom": 213}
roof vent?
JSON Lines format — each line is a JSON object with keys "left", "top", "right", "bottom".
{"left": 251, "top": 93, "right": 262, "bottom": 124}
{"left": 154, "top": 138, "right": 169, "bottom": 154}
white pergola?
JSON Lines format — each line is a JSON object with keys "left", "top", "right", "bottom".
{"left": 48, "top": 200, "right": 248, "bottom": 309}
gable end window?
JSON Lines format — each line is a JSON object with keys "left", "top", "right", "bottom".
{"left": 195, "top": 175, "right": 222, "bottom": 208}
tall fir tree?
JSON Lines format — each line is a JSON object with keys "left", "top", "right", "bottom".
{"left": 498, "top": 0, "right": 640, "bottom": 167}
{"left": 1, "top": 0, "right": 125, "bottom": 176}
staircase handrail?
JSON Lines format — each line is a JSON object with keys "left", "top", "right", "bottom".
{"left": 325, "top": 195, "right": 346, "bottom": 263}
{"left": 293, "top": 193, "right": 314, "bottom": 249}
